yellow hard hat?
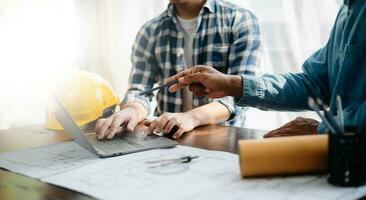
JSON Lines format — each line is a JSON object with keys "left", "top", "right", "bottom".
{"left": 45, "top": 71, "right": 120, "bottom": 130}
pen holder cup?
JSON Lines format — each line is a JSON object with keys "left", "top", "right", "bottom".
{"left": 327, "top": 128, "right": 366, "bottom": 187}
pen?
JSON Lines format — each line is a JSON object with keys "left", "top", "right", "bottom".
{"left": 308, "top": 97, "right": 337, "bottom": 134}
{"left": 316, "top": 98, "right": 343, "bottom": 134}
{"left": 139, "top": 80, "right": 179, "bottom": 96}
{"left": 145, "top": 156, "right": 199, "bottom": 164}
{"left": 145, "top": 156, "right": 199, "bottom": 168}
{"left": 336, "top": 95, "right": 344, "bottom": 133}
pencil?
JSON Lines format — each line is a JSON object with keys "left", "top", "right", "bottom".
{"left": 308, "top": 97, "right": 337, "bottom": 134}
{"left": 316, "top": 98, "right": 343, "bottom": 134}
{"left": 336, "top": 95, "right": 344, "bottom": 133}
{"left": 139, "top": 80, "right": 179, "bottom": 96}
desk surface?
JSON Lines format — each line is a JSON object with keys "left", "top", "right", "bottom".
{"left": 0, "top": 124, "right": 265, "bottom": 200}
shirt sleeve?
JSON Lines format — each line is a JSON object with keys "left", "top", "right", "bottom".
{"left": 236, "top": 45, "right": 330, "bottom": 111}
{"left": 214, "top": 9, "right": 262, "bottom": 120}
{"left": 122, "top": 24, "right": 160, "bottom": 115}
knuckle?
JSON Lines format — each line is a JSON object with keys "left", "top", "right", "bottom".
{"left": 160, "top": 117, "right": 167, "bottom": 122}
{"left": 101, "top": 123, "right": 108, "bottom": 130}
{"left": 151, "top": 120, "right": 158, "bottom": 127}
{"left": 101, "top": 123, "right": 111, "bottom": 131}
{"left": 161, "top": 114, "right": 170, "bottom": 121}
{"left": 149, "top": 121, "right": 157, "bottom": 128}
{"left": 96, "top": 119, "right": 105, "bottom": 125}
{"left": 179, "top": 126, "right": 186, "bottom": 132}
{"left": 112, "top": 114, "right": 120, "bottom": 120}
{"left": 111, "top": 119, "right": 119, "bottom": 126}
{"left": 105, "top": 118, "right": 113, "bottom": 123}
{"left": 171, "top": 118, "right": 178, "bottom": 124}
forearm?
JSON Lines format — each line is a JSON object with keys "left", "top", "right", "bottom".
{"left": 236, "top": 73, "right": 320, "bottom": 111}
{"left": 235, "top": 46, "right": 330, "bottom": 111}
{"left": 185, "top": 102, "right": 231, "bottom": 127}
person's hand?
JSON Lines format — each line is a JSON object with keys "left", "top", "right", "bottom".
{"left": 95, "top": 106, "right": 142, "bottom": 140}
{"left": 264, "top": 117, "right": 319, "bottom": 138}
{"left": 166, "top": 65, "right": 243, "bottom": 98}
{"left": 145, "top": 112, "right": 199, "bottom": 139}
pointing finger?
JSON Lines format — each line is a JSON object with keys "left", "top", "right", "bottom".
{"left": 165, "top": 68, "right": 194, "bottom": 84}
{"left": 98, "top": 118, "right": 114, "bottom": 140}
{"left": 107, "top": 116, "right": 126, "bottom": 139}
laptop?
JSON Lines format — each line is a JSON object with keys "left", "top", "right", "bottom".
{"left": 52, "top": 94, "right": 178, "bottom": 158}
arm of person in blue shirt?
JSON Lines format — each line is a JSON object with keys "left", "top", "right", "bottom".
{"left": 167, "top": 46, "right": 331, "bottom": 137}
{"left": 168, "top": 45, "right": 330, "bottom": 110}
{"left": 236, "top": 46, "right": 330, "bottom": 111}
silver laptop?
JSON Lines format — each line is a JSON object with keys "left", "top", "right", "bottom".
{"left": 52, "top": 94, "right": 178, "bottom": 158}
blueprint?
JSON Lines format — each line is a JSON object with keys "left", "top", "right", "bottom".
{"left": 0, "top": 141, "right": 98, "bottom": 178}
{"left": 44, "top": 145, "right": 239, "bottom": 200}
{"left": 0, "top": 142, "right": 365, "bottom": 200}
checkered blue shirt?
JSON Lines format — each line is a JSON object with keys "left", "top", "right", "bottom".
{"left": 123, "top": 0, "right": 261, "bottom": 127}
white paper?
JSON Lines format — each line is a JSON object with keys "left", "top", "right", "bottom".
{"left": 44, "top": 145, "right": 238, "bottom": 200}
{"left": 0, "top": 142, "right": 98, "bottom": 178}
{"left": 0, "top": 142, "right": 365, "bottom": 200}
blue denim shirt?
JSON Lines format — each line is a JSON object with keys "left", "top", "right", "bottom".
{"left": 237, "top": 0, "right": 366, "bottom": 132}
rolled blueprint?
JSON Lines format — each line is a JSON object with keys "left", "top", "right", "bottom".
{"left": 239, "top": 134, "right": 328, "bottom": 177}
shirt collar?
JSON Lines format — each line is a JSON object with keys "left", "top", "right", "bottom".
{"left": 204, "top": 0, "right": 215, "bottom": 13}
{"left": 165, "top": 0, "right": 214, "bottom": 18}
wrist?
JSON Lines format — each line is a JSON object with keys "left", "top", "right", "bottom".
{"left": 184, "top": 110, "right": 202, "bottom": 128}
{"left": 226, "top": 75, "right": 243, "bottom": 98}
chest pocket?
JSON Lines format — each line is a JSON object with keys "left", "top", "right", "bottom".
{"left": 198, "top": 44, "right": 230, "bottom": 73}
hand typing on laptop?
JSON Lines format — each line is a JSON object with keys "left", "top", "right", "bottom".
{"left": 53, "top": 93, "right": 177, "bottom": 157}
{"left": 95, "top": 102, "right": 147, "bottom": 140}
{"left": 143, "top": 112, "right": 198, "bottom": 139}
{"left": 95, "top": 104, "right": 199, "bottom": 140}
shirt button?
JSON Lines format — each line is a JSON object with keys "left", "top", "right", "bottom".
{"left": 339, "top": 50, "right": 345, "bottom": 63}
{"left": 348, "top": 9, "right": 353, "bottom": 16}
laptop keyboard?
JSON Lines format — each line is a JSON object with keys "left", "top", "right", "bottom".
{"left": 93, "top": 137, "right": 143, "bottom": 153}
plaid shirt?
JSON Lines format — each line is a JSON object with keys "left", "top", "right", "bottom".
{"left": 123, "top": 0, "right": 261, "bottom": 127}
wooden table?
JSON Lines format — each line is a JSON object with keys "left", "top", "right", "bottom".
{"left": 0, "top": 124, "right": 265, "bottom": 200}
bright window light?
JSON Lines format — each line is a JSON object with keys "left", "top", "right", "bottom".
{"left": 0, "top": 0, "right": 80, "bottom": 128}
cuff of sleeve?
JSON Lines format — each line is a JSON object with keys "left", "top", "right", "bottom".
{"left": 236, "top": 74, "right": 264, "bottom": 107}
{"left": 213, "top": 97, "right": 236, "bottom": 120}
{"left": 122, "top": 92, "right": 151, "bottom": 116}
